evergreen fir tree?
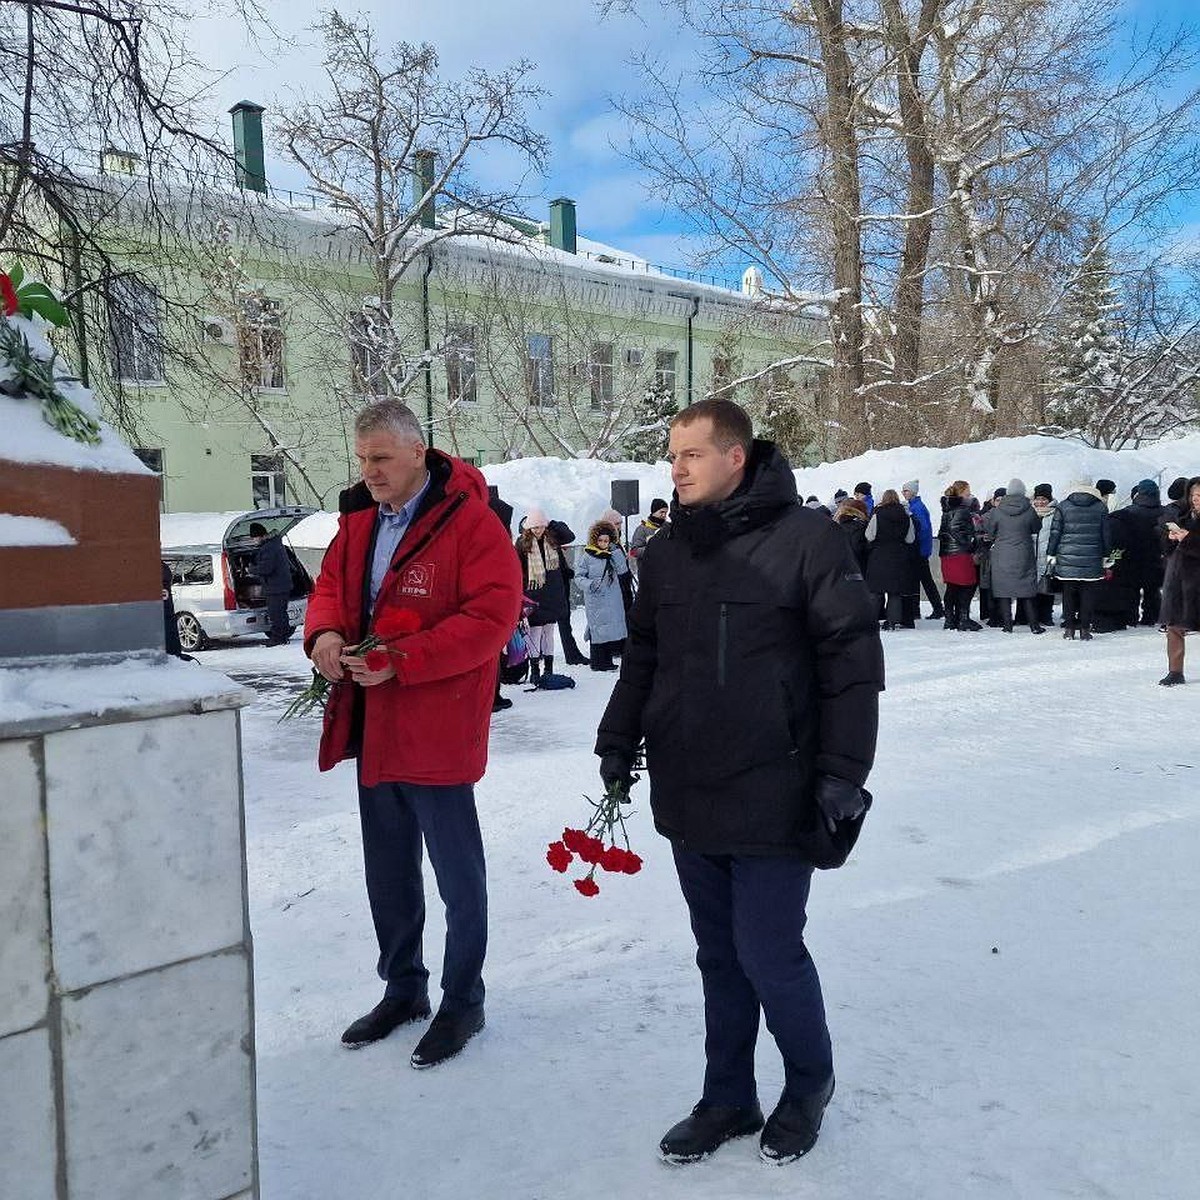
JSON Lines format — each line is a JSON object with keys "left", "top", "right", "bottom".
{"left": 1044, "top": 221, "right": 1125, "bottom": 436}
{"left": 622, "top": 379, "right": 679, "bottom": 463}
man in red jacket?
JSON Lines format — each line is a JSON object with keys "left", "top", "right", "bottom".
{"left": 305, "top": 400, "right": 521, "bottom": 1067}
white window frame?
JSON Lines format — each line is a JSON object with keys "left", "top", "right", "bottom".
{"left": 109, "top": 277, "right": 165, "bottom": 385}
{"left": 447, "top": 326, "right": 478, "bottom": 405}
{"left": 250, "top": 453, "right": 287, "bottom": 508}
{"left": 240, "top": 298, "right": 286, "bottom": 392}
{"left": 654, "top": 349, "right": 678, "bottom": 399}
{"left": 590, "top": 341, "right": 614, "bottom": 410}
{"left": 527, "top": 332, "right": 555, "bottom": 407}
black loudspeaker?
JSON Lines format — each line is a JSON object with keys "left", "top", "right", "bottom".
{"left": 610, "top": 479, "right": 640, "bottom": 517}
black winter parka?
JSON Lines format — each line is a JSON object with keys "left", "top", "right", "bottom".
{"left": 595, "top": 441, "right": 885, "bottom": 862}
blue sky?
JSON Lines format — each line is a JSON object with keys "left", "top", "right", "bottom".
{"left": 191, "top": 0, "right": 1200, "bottom": 276}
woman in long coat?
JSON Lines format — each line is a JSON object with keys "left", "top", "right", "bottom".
{"left": 981, "top": 479, "right": 1045, "bottom": 634}
{"left": 938, "top": 480, "right": 982, "bottom": 631}
{"left": 516, "top": 507, "right": 575, "bottom": 683}
{"left": 865, "top": 489, "right": 917, "bottom": 629}
{"left": 1159, "top": 476, "right": 1200, "bottom": 685}
{"left": 574, "top": 521, "right": 630, "bottom": 671}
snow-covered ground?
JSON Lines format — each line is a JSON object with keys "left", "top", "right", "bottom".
{"left": 194, "top": 613, "right": 1199, "bottom": 1200}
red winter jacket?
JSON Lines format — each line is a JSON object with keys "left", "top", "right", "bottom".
{"left": 304, "top": 451, "right": 522, "bottom": 787}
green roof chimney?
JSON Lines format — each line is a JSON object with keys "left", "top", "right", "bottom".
{"left": 549, "top": 197, "right": 577, "bottom": 254}
{"left": 413, "top": 150, "right": 436, "bottom": 229}
{"left": 230, "top": 101, "right": 267, "bottom": 194}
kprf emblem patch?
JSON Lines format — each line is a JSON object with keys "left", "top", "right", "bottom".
{"left": 399, "top": 561, "right": 436, "bottom": 597}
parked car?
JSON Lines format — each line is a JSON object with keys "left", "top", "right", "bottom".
{"left": 163, "top": 506, "right": 316, "bottom": 651}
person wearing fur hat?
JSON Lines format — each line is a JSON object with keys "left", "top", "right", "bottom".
{"left": 629, "top": 498, "right": 670, "bottom": 574}
{"left": 575, "top": 521, "right": 631, "bottom": 670}
{"left": 833, "top": 497, "right": 871, "bottom": 574}
{"left": 1047, "top": 482, "right": 1111, "bottom": 639}
{"left": 902, "top": 480, "right": 944, "bottom": 620}
{"left": 1159, "top": 477, "right": 1200, "bottom": 685}
{"left": 981, "top": 479, "right": 1045, "bottom": 633}
{"left": 937, "top": 480, "right": 983, "bottom": 631}
{"left": 597, "top": 507, "right": 636, "bottom": 616}
{"left": 516, "top": 508, "right": 577, "bottom": 684}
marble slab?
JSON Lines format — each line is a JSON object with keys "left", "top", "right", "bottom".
{"left": 44, "top": 710, "right": 246, "bottom": 991}
{"left": 0, "top": 739, "right": 50, "bottom": 1037}
{"left": 0, "top": 1026, "right": 57, "bottom": 1200}
{"left": 61, "top": 951, "right": 254, "bottom": 1200}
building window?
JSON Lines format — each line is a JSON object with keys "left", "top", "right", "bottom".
{"left": 527, "top": 332, "right": 554, "bottom": 406}
{"left": 654, "top": 350, "right": 678, "bottom": 399}
{"left": 134, "top": 447, "right": 165, "bottom": 511}
{"left": 589, "top": 342, "right": 614, "bottom": 410}
{"left": 447, "top": 326, "right": 477, "bottom": 404}
{"left": 251, "top": 453, "right": 286, "bottom": 508}
{"left": 240, "top": 297, "right": 285, "bottom": 391}
{"left": 109, "top": 277, "right": 165, "bottom": 384}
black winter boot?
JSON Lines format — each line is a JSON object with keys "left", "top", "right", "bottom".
{"left": 1160, "top": 671, "right": 1186, "bottom": 686}
{"left": 544, "top": 654, "right": 554, "bottom": 677}
{"left": 760, "top": 1076, "right": 835, "bottom": 1164}
{"left": 659, "top": 1101, "right": 765, "bottom": 1164}
{"left": 528, "top": 656, "right": 542, "bottom": 686}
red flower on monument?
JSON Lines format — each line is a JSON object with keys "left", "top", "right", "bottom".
{"left": 546, "top": 779, "right": 644, "bottom": 897}
{"left": 0, "top": 273, "right": 18, "bottom": 317}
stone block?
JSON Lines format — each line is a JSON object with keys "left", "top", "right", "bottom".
{"left": 0, "top": 739, "right": 50, "bottom": 1037}
{"left": 0, "top": 1026, "right": 57, "bottom": 1200}
{"left": 61, "top": 951, "right": 254, "bottom": 1200}
{"left": 45, "top": 710, "right": 245, "bottom": 991}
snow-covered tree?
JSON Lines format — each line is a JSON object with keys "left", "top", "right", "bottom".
{"left": 622, "top": 379, "right": 679, "bottom": 463}
{"left": 1044, "top": 225, "right": 1125, "bottom": 435}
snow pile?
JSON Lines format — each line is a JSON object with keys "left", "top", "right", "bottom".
{"left": 484, "top": 456, "right": 673, "bottom": 540}
{"left": 0, "top": 653, "right": 251, "bottom": 732}
{"left": 0, "top": 314, "right": 148, "bottom": 474}
{"left": 0, "top": 514, "right": 75, "bottom": 547}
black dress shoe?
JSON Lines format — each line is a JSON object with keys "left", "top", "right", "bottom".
{"left": 1029, "top": 624, "right": 1045, "bottom": 634}
{"left": 760, "top": 1076, "right": 835, "bottom": 1164}
{"left": 659, "top": 1101, "right": 765, "bottom": 1164}
{"left": 410, "top": 1005, "right": 485, "bottom": 1069}
{"left": 492, "top": 695, "right": 513, "bottom": 712}
{"left": 341, "top": 995, "right": 431, "bottom": 1048}
{"left": 1159, "top": 671, "right": 1186, "bottom": 686}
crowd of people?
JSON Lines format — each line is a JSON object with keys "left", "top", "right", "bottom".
{"left": 807, "top": 473, "right": 1200, "bottom": 684}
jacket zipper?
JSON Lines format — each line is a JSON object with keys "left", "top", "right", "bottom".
{"left": 717, "top": 603, "right": 728, "bottom": 687}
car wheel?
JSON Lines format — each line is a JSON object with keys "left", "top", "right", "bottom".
{"left": 176, "top": 612, "right": 208, "bottom": 652}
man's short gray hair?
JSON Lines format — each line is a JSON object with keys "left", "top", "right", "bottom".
{"left": 354, "top": 399, "right": 426, "bottom": 445}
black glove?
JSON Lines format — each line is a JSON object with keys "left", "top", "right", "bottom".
{"left": 599, "top": 752, "right": 635, "bottom": 797}
{"left": 814, "top": 774, "right": 866, "bottom": 834}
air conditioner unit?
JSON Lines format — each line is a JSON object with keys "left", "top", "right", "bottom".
{"left": 623, "top": 348, "right": 644, "bottom": 369}
{"left": 202, "top": 315, "right": 236, "bottom": 345}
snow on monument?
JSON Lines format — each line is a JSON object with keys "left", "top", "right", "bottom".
{"left": 0, "top": 271, "right": 259, "bottom": 1199}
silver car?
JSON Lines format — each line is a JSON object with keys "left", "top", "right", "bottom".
{"left": 163, "top": 506, "right": 317, "bottom": 651}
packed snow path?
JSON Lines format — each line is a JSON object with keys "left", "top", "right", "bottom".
{"left": 198, "top": 618, "right": 1199, "bottom": 1199}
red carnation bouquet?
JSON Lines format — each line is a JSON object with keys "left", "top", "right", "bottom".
{"left": 279, "top": 607, "right": 422, "bottom": 722}
{"left": 547, "top": 779, "right": 643, "bottom": 897}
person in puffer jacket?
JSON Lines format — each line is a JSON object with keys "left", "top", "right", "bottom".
{"left": 1046, "top": 481, "right": 1111, "bottom": 640}
{"left": 937, "top": 480, "right": 982, "bottom": 631}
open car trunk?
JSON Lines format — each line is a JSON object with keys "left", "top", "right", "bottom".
{"left": 223, "top": 506, "right": 317, "bottom": 609}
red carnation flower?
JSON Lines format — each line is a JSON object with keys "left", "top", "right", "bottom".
{"left": 363, "top": 648, "right": 391, "bottom": 672}
{"left": 561, "top": 827, "right": 589, "bottom": 855}
{"left": 621, "top": 853, "right": 643, "bottom": 875}
{"left": 576, "top": 835, "right": 604, "bottom": 865}
{"left": 546, "top": 841, "right": 572, "bottom": 873}
{"left": 600, "top": 845, "right": 629, "bottom": 873}
{"left": 0, "top": 273, "right": 18, "bottom": 317}
{"left": 574, "top": 876, "right": 600, "bottom": 897}
{"left": 375, "top": 608, "right": 422, "bottom": 641}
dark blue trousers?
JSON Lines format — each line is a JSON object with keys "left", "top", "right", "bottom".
{"left": 264, "top": 591, "right": 292, "bottom": 641}
{"left": 672, "top": 846, "right": 833, "bottom": 1108}
{"left": 356, "top": 776, "right": 488, "bottom": 1014}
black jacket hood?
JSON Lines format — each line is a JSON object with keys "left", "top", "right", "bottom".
{"left": 669, "top": 439, "right": 797, "bottom": 551}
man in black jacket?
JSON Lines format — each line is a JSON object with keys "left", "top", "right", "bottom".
{"left": 249, "top": 521, "right": 294, "bottom": 645}
{"left": 594, "top": 399, "right": 884, "bottom": 1167}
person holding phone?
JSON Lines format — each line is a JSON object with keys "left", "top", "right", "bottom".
{"left": 1158, "top": 476, "right": 1200, "bottom": 686}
